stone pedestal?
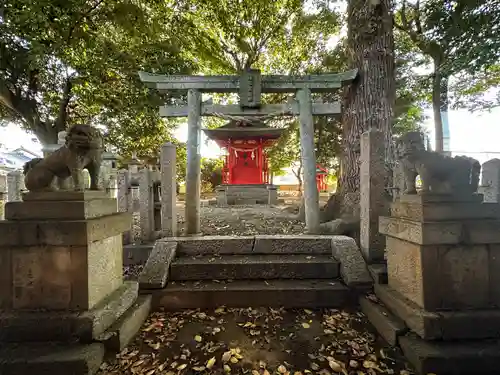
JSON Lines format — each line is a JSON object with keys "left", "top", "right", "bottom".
{"left": 0, "top": 191, "right": 151, "bottom": 375}
{"left": 369, "top": 192, "right": 500, "bottom": 374}
{"left": 215, "top": 184, "right": 278, "bottom": 206}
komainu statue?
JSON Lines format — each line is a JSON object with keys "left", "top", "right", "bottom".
{"left": 24, "top": 124, "right": 104, "bottom": 192}
{"left": 396, "top": 132, "right": 481, "bottom": 195}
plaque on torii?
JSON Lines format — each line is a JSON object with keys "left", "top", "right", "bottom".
{"left": 139, "top": 68, "right": 358, "bottom": 235}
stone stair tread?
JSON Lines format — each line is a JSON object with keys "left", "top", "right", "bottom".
{"left": 173, "top": 254, "right": 338, "bottom": 265}
{"left": 154, "top": 279, "right": 351, "bottom": 309}
{"left": 166, "top": 279, "right": 346, "bottom": 291}
{"left": 0, "top": 342, "right": 104, "bottom": 375}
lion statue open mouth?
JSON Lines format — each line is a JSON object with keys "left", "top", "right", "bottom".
{"left": 23, "top": 124, "right": 104, "bottom": 192}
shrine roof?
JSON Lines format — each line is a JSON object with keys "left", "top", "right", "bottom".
{"left": 202, "top": 120, "right": 285, "bottom": 140}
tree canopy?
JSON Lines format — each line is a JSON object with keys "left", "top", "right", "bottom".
{"left": 1, "top": 0, "right": 499, "bottom": 179}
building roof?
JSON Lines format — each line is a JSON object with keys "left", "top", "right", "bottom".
{"left": 203, "top": 119, "right": 285, "bottom": 141}
{"left": 0, "top": 147, "right": 42, "bottom": 171}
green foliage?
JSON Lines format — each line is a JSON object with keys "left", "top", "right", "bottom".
{"left": 394, "top": 0, "right": 500, "bottom": 111}
{"left": 0, "top": 0, "right": 196, "bottom": 148}
{"left": 201, "top": 157, "right": 224, "bottom": 191}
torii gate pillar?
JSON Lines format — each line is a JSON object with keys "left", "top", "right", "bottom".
{"left": 185, "top": 89, "right": 202, "bottom": 235}
{"left": 297, "top": 88, "right": 320, "bottom": 233}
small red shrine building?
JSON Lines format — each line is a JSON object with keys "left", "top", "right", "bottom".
{"left": 203, "top": 120, "right": 284, "bottom": 185}
{"left": 316, "top": 164, "right": 328, "bottom": 192}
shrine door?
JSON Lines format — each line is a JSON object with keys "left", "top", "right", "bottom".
{"left": 232, "top": 150, "right": 260, "bottom": 184}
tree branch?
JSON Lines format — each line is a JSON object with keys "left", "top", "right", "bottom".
{"left": 55, "top": 75, "right": 73, "bottom": 130}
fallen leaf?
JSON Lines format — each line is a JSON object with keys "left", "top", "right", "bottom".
{"left": 194, "top": 335, "right": 202, "bottom": 342}
{"left": 145, "top": 370, "right": 155, "bottom": 375}
{"left": 206, "top": 357, "right": 216, "bottom": 369}
{"left": 176, "top": 364, "right": 187, "bottom": 371}
{"left": 230, "top": 357, "right": 239, "bottom": 364}
{"left": 224, "top": 365, "right": 232, "bottom": 373}
{"left": 263, "top": 370, "right": 271, "bottom": 375}
{"left": 329, "top": 360, "right": 343, "bottom": 372}
{"left": 304, "top": 309, "right": 313, "bottom": 314}
{"left": 278, "top": 365, "right": 287, "bottom": 373}
{"left": 349, "top": 360, "right": 359, "bottom": 368}
{"left": 192, "top": 366, "right": 206, "bottom": 372}
{"left": 252, "top": 371, "right": 260, "bottom": 375}
{"left": 222, "top": 351, "right": 232, "bottom": 362}
{"left": 363, "top": 360, "right": 380, "bottom": 370}
{"left": 301, "top": 322, "right": 310, "bottom": 329}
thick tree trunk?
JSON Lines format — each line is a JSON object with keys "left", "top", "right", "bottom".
{"left": 431, "top": 58, "right": 449, "bottom": 153}
{"left": 32, "top": 122, "right": 64, "bottom": 146}
{"left": 334, "top": 0, "right": 395, "bottom": 218}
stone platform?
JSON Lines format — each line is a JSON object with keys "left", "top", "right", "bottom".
{"left": 215, "top": 184, "right": 278, "bottom": 205}
{"left": 138, "top": 235, "right": 373, "bottom": 309}
{"left": 0, "top": 191, "right": 151, "bottom": 375}
{"left": 362, "top": 192, "right": 500, "bottom": 374}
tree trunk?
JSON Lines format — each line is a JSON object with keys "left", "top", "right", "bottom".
{"left": 32, "top": 121, "right": 64, "bottom": 146}
{"left": 293, "top": 162, "right": 303, "bottom": 197}
{"left": 431, "top": 58, "right": 449, "bottom": 153}
{"left": 334, "top": 0, "right": 395, "bottom": 218}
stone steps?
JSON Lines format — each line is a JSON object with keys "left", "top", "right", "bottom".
{"left": 151, "top": 279, "right": 351, "bottom": 309}
{"left": 0, "top": 342, "right": 104, "bottom": 375}
{"left": 169, "top": 254, "right": 340, "bottom": 280}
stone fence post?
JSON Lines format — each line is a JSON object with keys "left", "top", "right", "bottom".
{"left": 0, "top": 174, "right": 6, "bottom": 220}
{"left": 481, "top": 158, "right": 500, "bottom": 203}
{"left": 7, "top": 170, "right": 23, "bottom": 202}
{"left": 139, "top": 168, "right": 154, "bottom": 243}
{"left": 359, "top": 129, "right": 389, "bottom": 263}
{"left": 160, "top": 143, "right": 177, "bottom": 237}
{"left": 117, "top": 169, "right": 132, "bottom": 243}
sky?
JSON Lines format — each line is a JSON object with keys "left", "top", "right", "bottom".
{"left": 1, "top": 106, "right": 500, "bottom": 165}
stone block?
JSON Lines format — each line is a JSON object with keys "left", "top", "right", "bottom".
{"left": 399, "top": 193, "right": 484, "bottom": 204}
{"left": 22, "top": 190, "right": 108, "bottom": 201}
{"left": 254, "top": 235, "right": 332, "bottom": 254}
{"left": 122, "top": 244, "right": 154, "bottom": 266}
{"left": 0, "top": 281, "right": 139, "bottom": 343}
{"left": 161, "top": 236, "right": 254, "bottom": 255}
{"left": 399, "top": 334, "right": 500, "bottom": 375}
{"left": 0, "top": 212, "right": 131, "bottom": 247}
{"left": 169, "top": 254, "right": 339, "bottom": 280}
{"left": 139, "top": 241, "right": 177, "bottom": 289}
{"left": 0, "top": 342, "right": 105, "bottom": 375}
{"left": 96, "top": 295, "right": 151, "bottom": 353}
{"left": 390, "top": 201, "right": 500, "bottom": 221}
{"left": 359, "top": 295, "right": 407, "bottom": 345}
{"left": 331, "top": 236, "right": 372, "bottom": 288}
{"left": 368, "top": 263, "right": 388, "bottom": 284}
{"left": 375, "top": 284, "right": 500, "bottom": 340}
{"left": 3, "top": 234, "right": 123, "bottom": 311}
{"left": 375, "top": 284, "right": 442, "bottom": 339}
{"left": 387, "top": 237, "right": 491, "bottom": 310}
{"left": 379, "top": 216, "right": 462, "bottom": 245}
{"left": 5, "top": 198, "right": 117, "bottom": 221}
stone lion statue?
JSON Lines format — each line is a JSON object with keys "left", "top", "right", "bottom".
{"left": 24, "top": 124, "right": 104, "bottom": 192}
{"left": 396, "top": 132, "right": 480, "bottom": 195}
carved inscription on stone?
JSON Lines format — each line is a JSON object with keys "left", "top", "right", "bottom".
{"left": 239, "top": 69, "right": 262, "bottom": 108}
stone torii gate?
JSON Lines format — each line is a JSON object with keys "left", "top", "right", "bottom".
{"left": 139, "top": 69, "right": 357, "bottom": 235}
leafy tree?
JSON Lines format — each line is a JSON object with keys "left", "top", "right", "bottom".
{"left": 200, "top": 157, "right": 224, "bottom": 191}
{"left": 0, "top": 0, "right": 195, "bottom": 148}
{"left": 394, "top": 0, "right": 500, "bottom": 151}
